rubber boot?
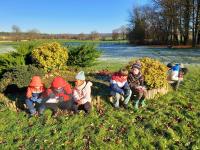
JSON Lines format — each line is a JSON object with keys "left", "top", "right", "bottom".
{"left": 134, "top": 100, "right": 139, "bottom": 110}
{"left": 141, "top": 99, "right": 146, "bottom": 107}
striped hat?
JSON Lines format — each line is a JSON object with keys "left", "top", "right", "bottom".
{"left": 131, "top": 62, "right": 141, "bottom": 70}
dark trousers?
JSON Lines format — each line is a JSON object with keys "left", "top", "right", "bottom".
{"left": 171, "top": 80, "right": 182, "bottom": 91}
{"left": 73, "top": 102, "right": 91, "bottom": 114}
{"left": 40, "top": 100, "right": 73, "bottom": 114}
{"left": 131, "top": 88, "right": 147, "bottom": 101}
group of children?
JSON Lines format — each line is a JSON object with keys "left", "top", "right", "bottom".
{"left": 26, "top": 61, "right": 187, "bottom": 116}
{"left": 110, "top": 61, "right": 146, "bottom": 110}
{"left": 26, "top": 71, "right": 92, "bottom": 116}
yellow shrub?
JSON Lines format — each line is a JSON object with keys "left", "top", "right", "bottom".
{"left": 127, "top": 57, "right": 168, "bottom": 89}
{"left": 32, "top": 42, "right": 68, "bottom": 72}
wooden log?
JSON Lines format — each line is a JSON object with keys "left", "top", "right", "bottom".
{"left": 91, "top": 96, "right": 103, "bottom": 110}
{"left": 146, "top": 86, "right": 169, "bottom": 100}
{"left": 97, "top": 96, "right": 101, "bottom": 108}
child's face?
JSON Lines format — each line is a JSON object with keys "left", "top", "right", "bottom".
{"left": 132, "top": 68, "right": 139, "bottom": 75}
{"left": 35, "top": 86, "right": 40, "bottom": 90}
{"left": 53, "top": 87, "right": 63, "bottom": 93}
{"left": 75, "top": 80, "right": 85, "bottom": 87}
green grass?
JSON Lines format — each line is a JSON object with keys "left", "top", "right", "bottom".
{"left": 0, "top": 64, "right": 200, "bottom": 149}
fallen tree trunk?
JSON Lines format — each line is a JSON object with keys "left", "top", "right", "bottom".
{"left": 145, "top": 86, "right": 169, "bottom": 99}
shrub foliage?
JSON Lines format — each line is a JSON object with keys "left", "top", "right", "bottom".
{"left": 0, "top": 65, "right": 45, "bottom": 92}
{"left": 67, "top": 44, "right": 101, "bottom": 67}
{"left": 0, "top": 41, "right": 40, "bottom": 75}
{"left": 127, "top": 57, "right": 168, "bottom": 89}
{"left": 32, "top": 42, "right": 68, "bottom": 72}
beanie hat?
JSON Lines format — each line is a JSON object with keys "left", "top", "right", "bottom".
{"left": 131, "top": 62, "right": 141, "bottom": 70}
{"left": 75, "top": 71, "right": 85, "bottom": 80}
{"left": 167, "top": 63, "right": 173, "bottom": 68}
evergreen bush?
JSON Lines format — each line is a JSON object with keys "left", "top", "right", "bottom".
{"left": 0, "top": 65, "right": 45, "bottom": 92}
{"left": 67, "top": 44, "right": 101, "bottom": 67}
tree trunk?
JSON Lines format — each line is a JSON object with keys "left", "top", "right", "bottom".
{"left": 192, "top": 0, "right": 196, "bottom": 47}
{"left": 194, "top": 0, "right": 200, "bottom": 46}
{"left": 183, "top": 0, "right": 191, "bottom": 45}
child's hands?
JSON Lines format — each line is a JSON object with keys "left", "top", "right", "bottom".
{"left": 136, "top": 86, "right": 145, "bottom": 91}
{"left": 37, "top": 98, "right": 42, "bottom": 103}
{"left": 75, "top": 99, "right": 82, "bottom": 105}
{"left": 120, "top": 91, "right": 125, "bottom": 96}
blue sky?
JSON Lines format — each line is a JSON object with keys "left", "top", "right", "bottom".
{"left": 0, "top": 0, "right": 150, "bottom": 34}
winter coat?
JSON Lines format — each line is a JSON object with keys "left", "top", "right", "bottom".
{"left": 45, "top": 77, "right": 72, "bottom": 102}
{"left": 128, "top": 72, "right": 144, "bottom": 90}
{"left": 110, "top": 72, "right": 130, "bottom": 95}
{"left": 26, "top": 76, "right": 45, "bottom": 99}
{"left": 73, "top": 81, "right": 92, "bottom": 105}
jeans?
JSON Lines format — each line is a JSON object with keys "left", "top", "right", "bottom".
{"left": 111, "top": 89, "right": 132, "bottom": 108}
{"left": 26, "top": 98, "right": 43, "bottom": 115}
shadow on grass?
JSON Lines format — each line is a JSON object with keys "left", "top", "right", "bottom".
{"left": 90, "top": 78, "right": 112, "bottom": 106}
{"left": 3, "top": 84, "right": 28, "bottom": 111}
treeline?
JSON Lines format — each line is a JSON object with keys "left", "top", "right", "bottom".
{"left": 0, "top": 25, "right": 112, "bottom": 41}
{"left": 128, "top": 0, "right": 200, "bottom": 47}
{"left": 0, "top": 31, "right": 106, "bottom": 41}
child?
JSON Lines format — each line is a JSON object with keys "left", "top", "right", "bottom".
{"left": 128, "top": 62, "right": 147, "bottom": 110}
{"left": 110, "top": 68, "right": 132, "bottom": 109}
{"left": 73, "top": 71, "right": 92, "bottom": 114}
{"left": 26, "top": 76, "right": 45, "bottom": 116}
{"left": 167, "top": 63, "right": 188, "bottom": 90}
{"left": 40, "top": 76, "right": 73, "bottom": 114}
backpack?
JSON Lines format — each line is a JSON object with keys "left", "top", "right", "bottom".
{"left": 171, "top": 64, "right": 180, "bottom": 81}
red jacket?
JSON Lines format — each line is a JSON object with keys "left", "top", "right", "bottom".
{"left": 45, "top": 77, "right": 72, "bottom": 101}
{"left": 26, "top": 76, "right": 45, "bottom": 98}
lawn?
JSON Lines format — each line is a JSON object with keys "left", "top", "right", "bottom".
{"left": 0, "top": 63, "right": 200, "bottom": 149}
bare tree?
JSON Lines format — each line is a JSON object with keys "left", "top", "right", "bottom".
{"left": 12, "top": 25, "right": 21, "bottom": 41}
{"left": 112, "top": 29, "right": 120, "bottom": 40}
{"left": 12, "top": 25, "right": 21, "bottom": 33}
{"left": 192, "top": 0, "right": 200, "bottom": 47}
{"left": 27, "top": 29, "right": 40, "bottom": 40}
{"left": 90, "top": 31, "right": 100, "bottom": 40}
{"left": 78, "top": 33, "right": 86, "bottom": 40}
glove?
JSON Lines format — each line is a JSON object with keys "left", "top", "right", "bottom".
{"left": 36, "top": 98, "right": 42, "bottom": 103}
{"left": 124, "top": 89, "right": 131, "bottom": 97}
{"left": 120, "top": 90, "right": 125, "bottom": 96}
{"left": 49, "top": 93, "right": 55, "bottom": 99}
{"left": 58, "top": 97, "right": 65, "bottom": 102}
{"left": 31, "top": 97, "right": 37, "bottom": 102}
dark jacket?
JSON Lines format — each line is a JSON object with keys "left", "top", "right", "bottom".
{"left": 128, "top": 72, "right": 144, "bottom": 90}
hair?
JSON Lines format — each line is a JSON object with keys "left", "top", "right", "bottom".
{"left": 167, "top": 63, "right": 173, "bottom": 68}
{"left": 120, "top": 68, "right": 129, "bottom": 76}
{"left": 181, "top": 68, "right": 188, "bottom": 75}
